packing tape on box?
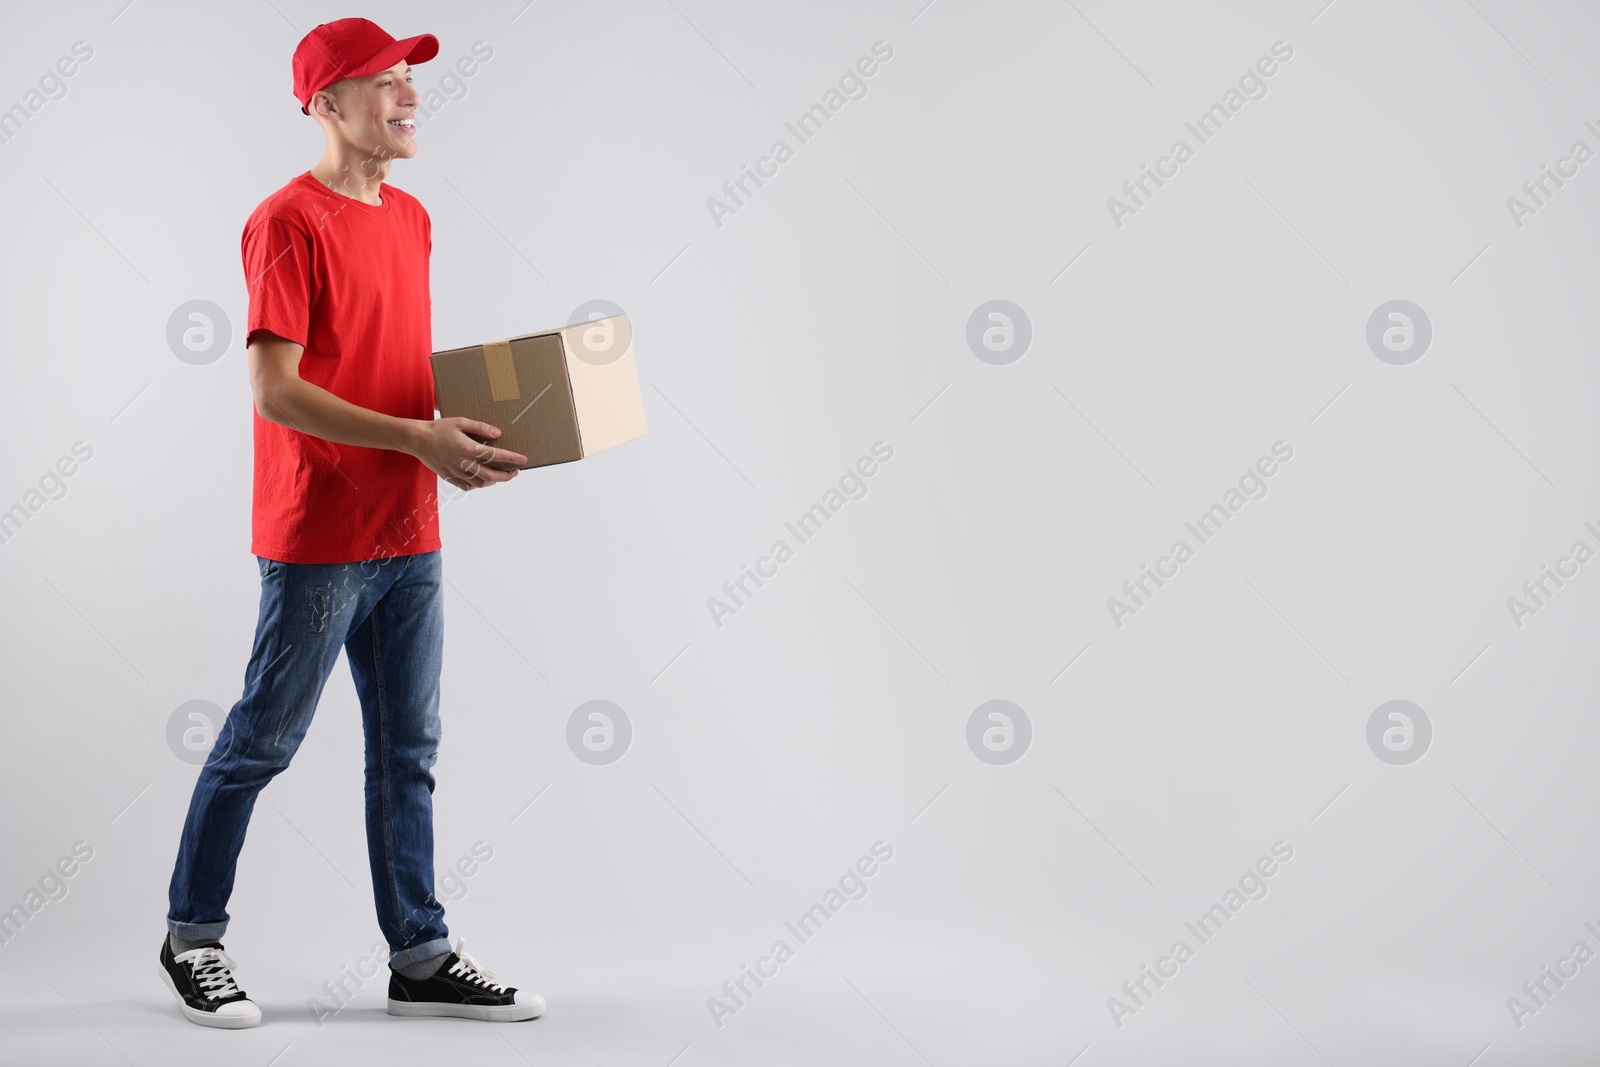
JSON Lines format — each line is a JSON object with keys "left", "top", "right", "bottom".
{"left": 483, "top": 339, "right": 520, "bottom": 401}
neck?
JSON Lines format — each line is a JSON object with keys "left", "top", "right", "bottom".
{"left": 310, "top": 140, "right": 393, "bottom": 205}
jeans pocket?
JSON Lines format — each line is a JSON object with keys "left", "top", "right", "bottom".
{"left": 308, "top": 584, "right": 330, "bottom": 634}
{"left": 258, "top": 558, "right": 278, "bottom": 580}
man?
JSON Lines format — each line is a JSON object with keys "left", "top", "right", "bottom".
{"left": 159, "top": 18, "right": 542, "bottom": 1028}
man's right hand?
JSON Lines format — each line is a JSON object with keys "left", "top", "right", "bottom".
{"left": 408, "top": 417, "right": 529, "bottom": 491}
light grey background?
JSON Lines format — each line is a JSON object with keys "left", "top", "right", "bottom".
{"left": 2, "top": 0, "right": 1598, "bottom": 1063}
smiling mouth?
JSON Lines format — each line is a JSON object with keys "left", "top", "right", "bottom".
{"left": 387, "top": 118, "right": 416, "bottom": 134}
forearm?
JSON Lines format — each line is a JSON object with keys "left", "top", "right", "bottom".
{"left": 255, "top": 374, "right": 425, "bottom": 455}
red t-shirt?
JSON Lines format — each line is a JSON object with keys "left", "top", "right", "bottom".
{"left": 242, "top": 171, "right": 440, "bottom": 564}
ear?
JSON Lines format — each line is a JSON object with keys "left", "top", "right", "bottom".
{"left": 312, "top": 77, "right": 357, "bottom": 120}
{"left": 311, "top": 90, "right": 339, "bottom": 120}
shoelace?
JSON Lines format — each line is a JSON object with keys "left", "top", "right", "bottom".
{"left": 175, "top": 946, "right": 243, "bottom": 1001}
{"left": 448, "top": 941, "right": 508, "bottom": 993}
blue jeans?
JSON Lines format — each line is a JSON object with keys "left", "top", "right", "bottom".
{"left": 167, "top": 550, "right": 450, "bottom": 968}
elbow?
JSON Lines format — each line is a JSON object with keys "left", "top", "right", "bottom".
{"left": 247, "top": 333, "right": 305, "bottom": 426}
{"left": 251, "top": 376, "right": 290, "bottom": 426}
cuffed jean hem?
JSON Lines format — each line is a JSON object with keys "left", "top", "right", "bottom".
{"left": 389, "top": 937, "right": 452, "bottom": 969}
{"left": 168, "top": 919, "right": 229, "bottom": 942}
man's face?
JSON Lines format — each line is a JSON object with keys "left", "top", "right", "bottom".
{"left": 317, "top": 59, "right": 421, "bottom": 161}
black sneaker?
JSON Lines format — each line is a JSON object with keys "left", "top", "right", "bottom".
{"left": 158, "top": 936, "right": 262, "bottom": 1028}
{"left": 387, "top": 940, "right": 544, "bottom": 1021}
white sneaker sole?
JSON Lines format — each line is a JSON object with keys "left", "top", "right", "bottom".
{"left": 159, "top": 966, "right": 261, "bottom": 1029}
{"left": 387, "top": 997, "right": 544, "bottom": 1022}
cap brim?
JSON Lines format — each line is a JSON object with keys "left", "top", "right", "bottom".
{"left": 353, "top": 33, "right": 440, "bottom": 78}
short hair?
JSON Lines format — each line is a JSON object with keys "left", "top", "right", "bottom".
{"left": 310, "top": 76, "right": 358, "bottom": 114}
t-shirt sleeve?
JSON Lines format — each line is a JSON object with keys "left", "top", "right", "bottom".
{"left": 242, "top": 216, "right": 315, "bottom": 347}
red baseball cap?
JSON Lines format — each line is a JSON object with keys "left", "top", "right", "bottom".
{"left": 292, "top": 17, "right": 439, "bottom": 114}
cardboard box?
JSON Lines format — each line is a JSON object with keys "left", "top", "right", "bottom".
{"left": 430, "top": 313, "right": 647, "bottom": 471}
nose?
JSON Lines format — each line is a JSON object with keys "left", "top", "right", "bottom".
{"left": 398, "top": 78, "right": 421, "bottom": 109}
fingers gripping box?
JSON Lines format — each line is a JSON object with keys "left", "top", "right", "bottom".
{"left": 429, "top": 313, "right": 647, "bottom": 471}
